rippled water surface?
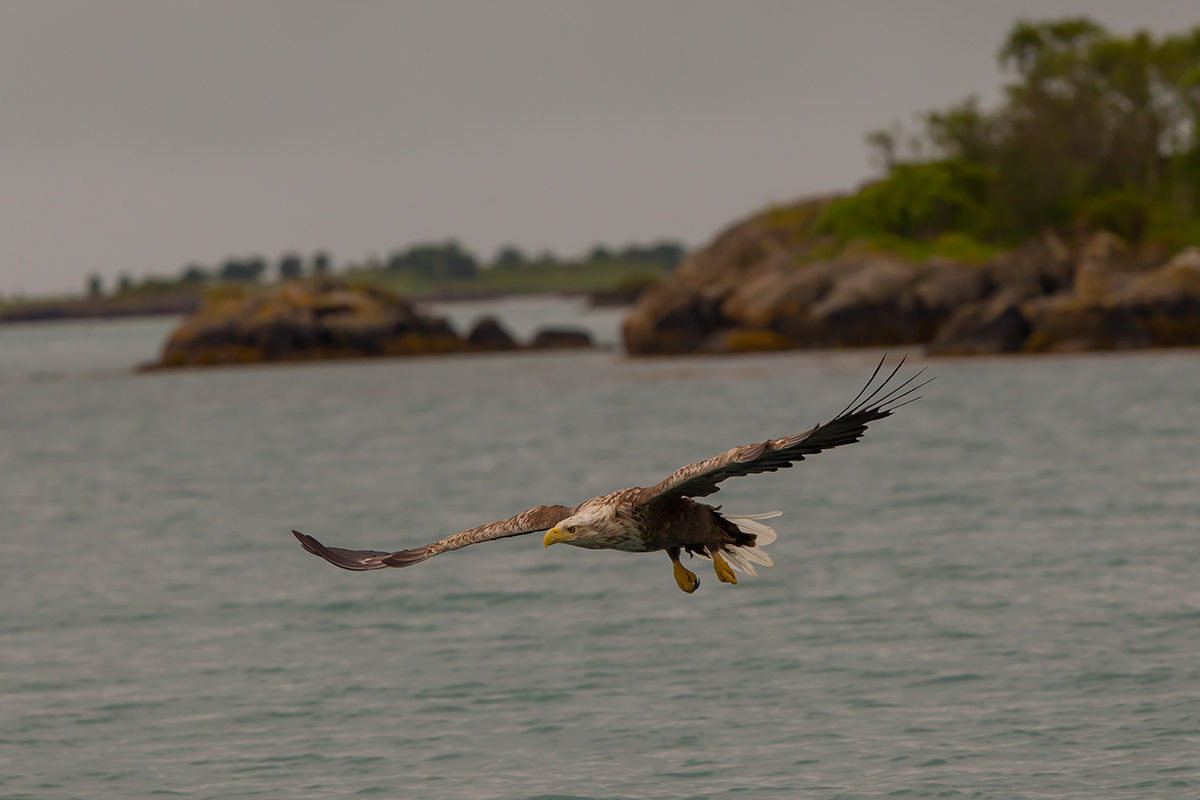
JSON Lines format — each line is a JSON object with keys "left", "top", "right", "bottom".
{"left": 2, "top": 306, "right": 1199, "bottom": 799}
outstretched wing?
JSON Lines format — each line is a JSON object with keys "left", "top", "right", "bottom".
{"left": 637, "top": 356, "right": 930, "bottom": 505}
{"left": 293, "top": 504, "right": 576, "bottom": 572}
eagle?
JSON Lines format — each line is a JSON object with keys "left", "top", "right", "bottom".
{"left": 293, "top": 357, "right": 928, "bottom": 593}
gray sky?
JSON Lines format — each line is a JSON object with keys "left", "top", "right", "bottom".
{"left": 2, "top": 1, "right": 1198, "bottom": 296}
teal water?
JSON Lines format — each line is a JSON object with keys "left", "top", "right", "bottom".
{"left": 2, "top": 307, "right": 1199, "bottom": 799}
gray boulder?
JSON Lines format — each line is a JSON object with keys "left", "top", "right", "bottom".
{"left": 807, "top": 257, "right": 924, "bottom": 345}
{"left": 622, "top": 284, "right": 723, "bottom": 355}
{"left": 1073, "top": 231, "right": 1140, "bottom": 301}
{"left": 466, "top": 316, "right": 519, "bottom": 350}
{"left": 926, "top": 290, "right": 1032, "bottom": 355}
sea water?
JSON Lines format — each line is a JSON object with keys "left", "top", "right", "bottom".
{"left": 2, "top": 300, "right": 1198, "bottom": 799}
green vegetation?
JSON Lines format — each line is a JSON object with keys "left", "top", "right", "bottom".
{"left": 385, "top": 241, "right": 480, "bottom": 281}
{"left": 355, "top": 240, "right": 682, "bottom": 297}
{"left": 168, "top": 241, "right": 682, "bottom": 296}
{"left": 817, "top": 17, "right": 1200, "bottom": 250}
{"left": 369, "top": 239, "right": 684, "bottom": 292}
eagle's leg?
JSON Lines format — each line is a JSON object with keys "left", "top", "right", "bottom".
{"left": 709, "top": 548, "right": 738, "bottom": 585}
{"left": 667, "top": 547, "right": 699, "bottom": 594}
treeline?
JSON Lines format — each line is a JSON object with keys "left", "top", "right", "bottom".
{"left": 818, "top": 17, "right": 1200, "bottom": 247}
{"left": 88, "top": 252, "right": 333, "bottom": 297}
{"left": 381, "top": 240, "right": 685, "bottom": 280}
{"left": 176, "top": 251, "right": 334, "bottom": 286}
{"left": 92, "top": 240, "right": 684, "bottom": 296}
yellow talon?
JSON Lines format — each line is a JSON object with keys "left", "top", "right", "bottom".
{"left": 673, "top": 561, "right": 700, "bottom": 594}
{"left": 712, "top": 552, "right": 738, "bottom": 585}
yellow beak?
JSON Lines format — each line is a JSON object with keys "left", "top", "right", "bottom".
{"left": 544, "top": 527, "right": 573, "bottom": 548}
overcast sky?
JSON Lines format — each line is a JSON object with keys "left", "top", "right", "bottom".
{"left": 2, "top": 1, "right": 1198, "bottom": 296}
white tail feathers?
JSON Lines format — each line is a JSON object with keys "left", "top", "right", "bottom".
{"left": 697, "top": 511, "right": 780, "bottom": 577}
{"left": 727, "top": 511, "right": 780, "bottom": 544}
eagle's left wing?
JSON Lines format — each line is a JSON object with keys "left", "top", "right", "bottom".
{"left": 293, "top": 504, "right": 576, "bottom": 572}
{"left": 636, "top": 357, "right": 929, "bottom": 506}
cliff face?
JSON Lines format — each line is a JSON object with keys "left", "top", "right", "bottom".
{"left": 622, "top": 199, "right": 1200, "bottom": 356}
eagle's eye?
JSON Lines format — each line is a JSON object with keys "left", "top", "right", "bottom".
{"left": 567, "top": 526, "right": 576, "bottom": 534}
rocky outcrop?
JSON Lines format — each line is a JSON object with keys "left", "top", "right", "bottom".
{"left": 466, "top": 316, "right": 519, "bottom": 350}
{"left": 984, "top": 231, "right": 1075, "bottom": 300}
{"left": 935, "top": 243, "right": 1200, "bottom": 354}
{"left": 1020, "top": 246, "right": 1200, "bottom": 352}
{"left": 155, "top": 282, "right": 463, "bottom": 368}
{"left": 621, "top": 199, "right": 1200, "bottom": 357}
{"left": 926, "top": 291, "right": 1032, "bottom": 355}
{"left": 151, "top": 282, "right": 601, "bottom": 369}
{"left": 622, "top": 284, "right": 724, "bottom": 355}
{"left": 623, "top": 197, "right": 837, "bottom": 354}
{"left": 1072, "top": 231, "right": 1139, "bottom": 300}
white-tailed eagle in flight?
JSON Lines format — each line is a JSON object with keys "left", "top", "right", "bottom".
{"left": 293, "top": 357, "right": 928, "bottom": 593}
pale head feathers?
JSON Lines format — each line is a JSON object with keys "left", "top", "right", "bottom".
{"left": 545, "top": 501, "right": 645, "bottom": 551}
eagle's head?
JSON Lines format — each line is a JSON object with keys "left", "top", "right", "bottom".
{"left": 543, "top": 508, "right": 625, "bottom": 549}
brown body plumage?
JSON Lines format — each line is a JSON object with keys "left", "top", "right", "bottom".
{"left": 293, "top": 356, "right": 929, "bottom": 593}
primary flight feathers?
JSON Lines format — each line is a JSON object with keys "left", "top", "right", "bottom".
{"left": 293, "top": 355, "right": 929, "bottom": 593}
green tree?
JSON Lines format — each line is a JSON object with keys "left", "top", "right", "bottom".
{"left": 387, "top": 240, "right": 479, "bottom": 280}
{"left": 180, "top": 264, "right": 208, "bottom": 284}
{"left": 491, "top": 245, "right": 527, "bottom": 270}
{"left": 220, "top": 257, "right": 266, "bottom": 282}
{"left": 311, "top": 252, "right": 331, "bottom": 275}
{"left": 645, "top": 241, "right": 686, "bottom": 269}
{"left": 278, "top": 252, "right": 303, "bottom": 281}
{"left": 828, "top": 17, "right": 1200, "bottom": 244}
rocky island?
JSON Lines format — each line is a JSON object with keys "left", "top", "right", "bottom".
{"left": 621, "top": 200, "right": 1200, "bottom": 357}
{"left": 149, "top": 281, "right": 591, "bottom": 369}
{"left": 625, "top": 18, "right": 1200, "bottom": 358}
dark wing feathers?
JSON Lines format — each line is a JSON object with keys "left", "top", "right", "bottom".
{"left": 292, "top": 504, "right": 574, "bottom": 572}
{"left": 292, "top": 532, "right": 397, "bottom": 571}
{"left": 637, "top": 356, "right": 930, "bottom": 504}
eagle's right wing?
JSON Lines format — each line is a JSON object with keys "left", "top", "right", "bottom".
{"left": 636, "top": 356, "right": 929, "bottom": 506}
{"left": 293, "top": 504, "right": 576, "bottom": 572}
